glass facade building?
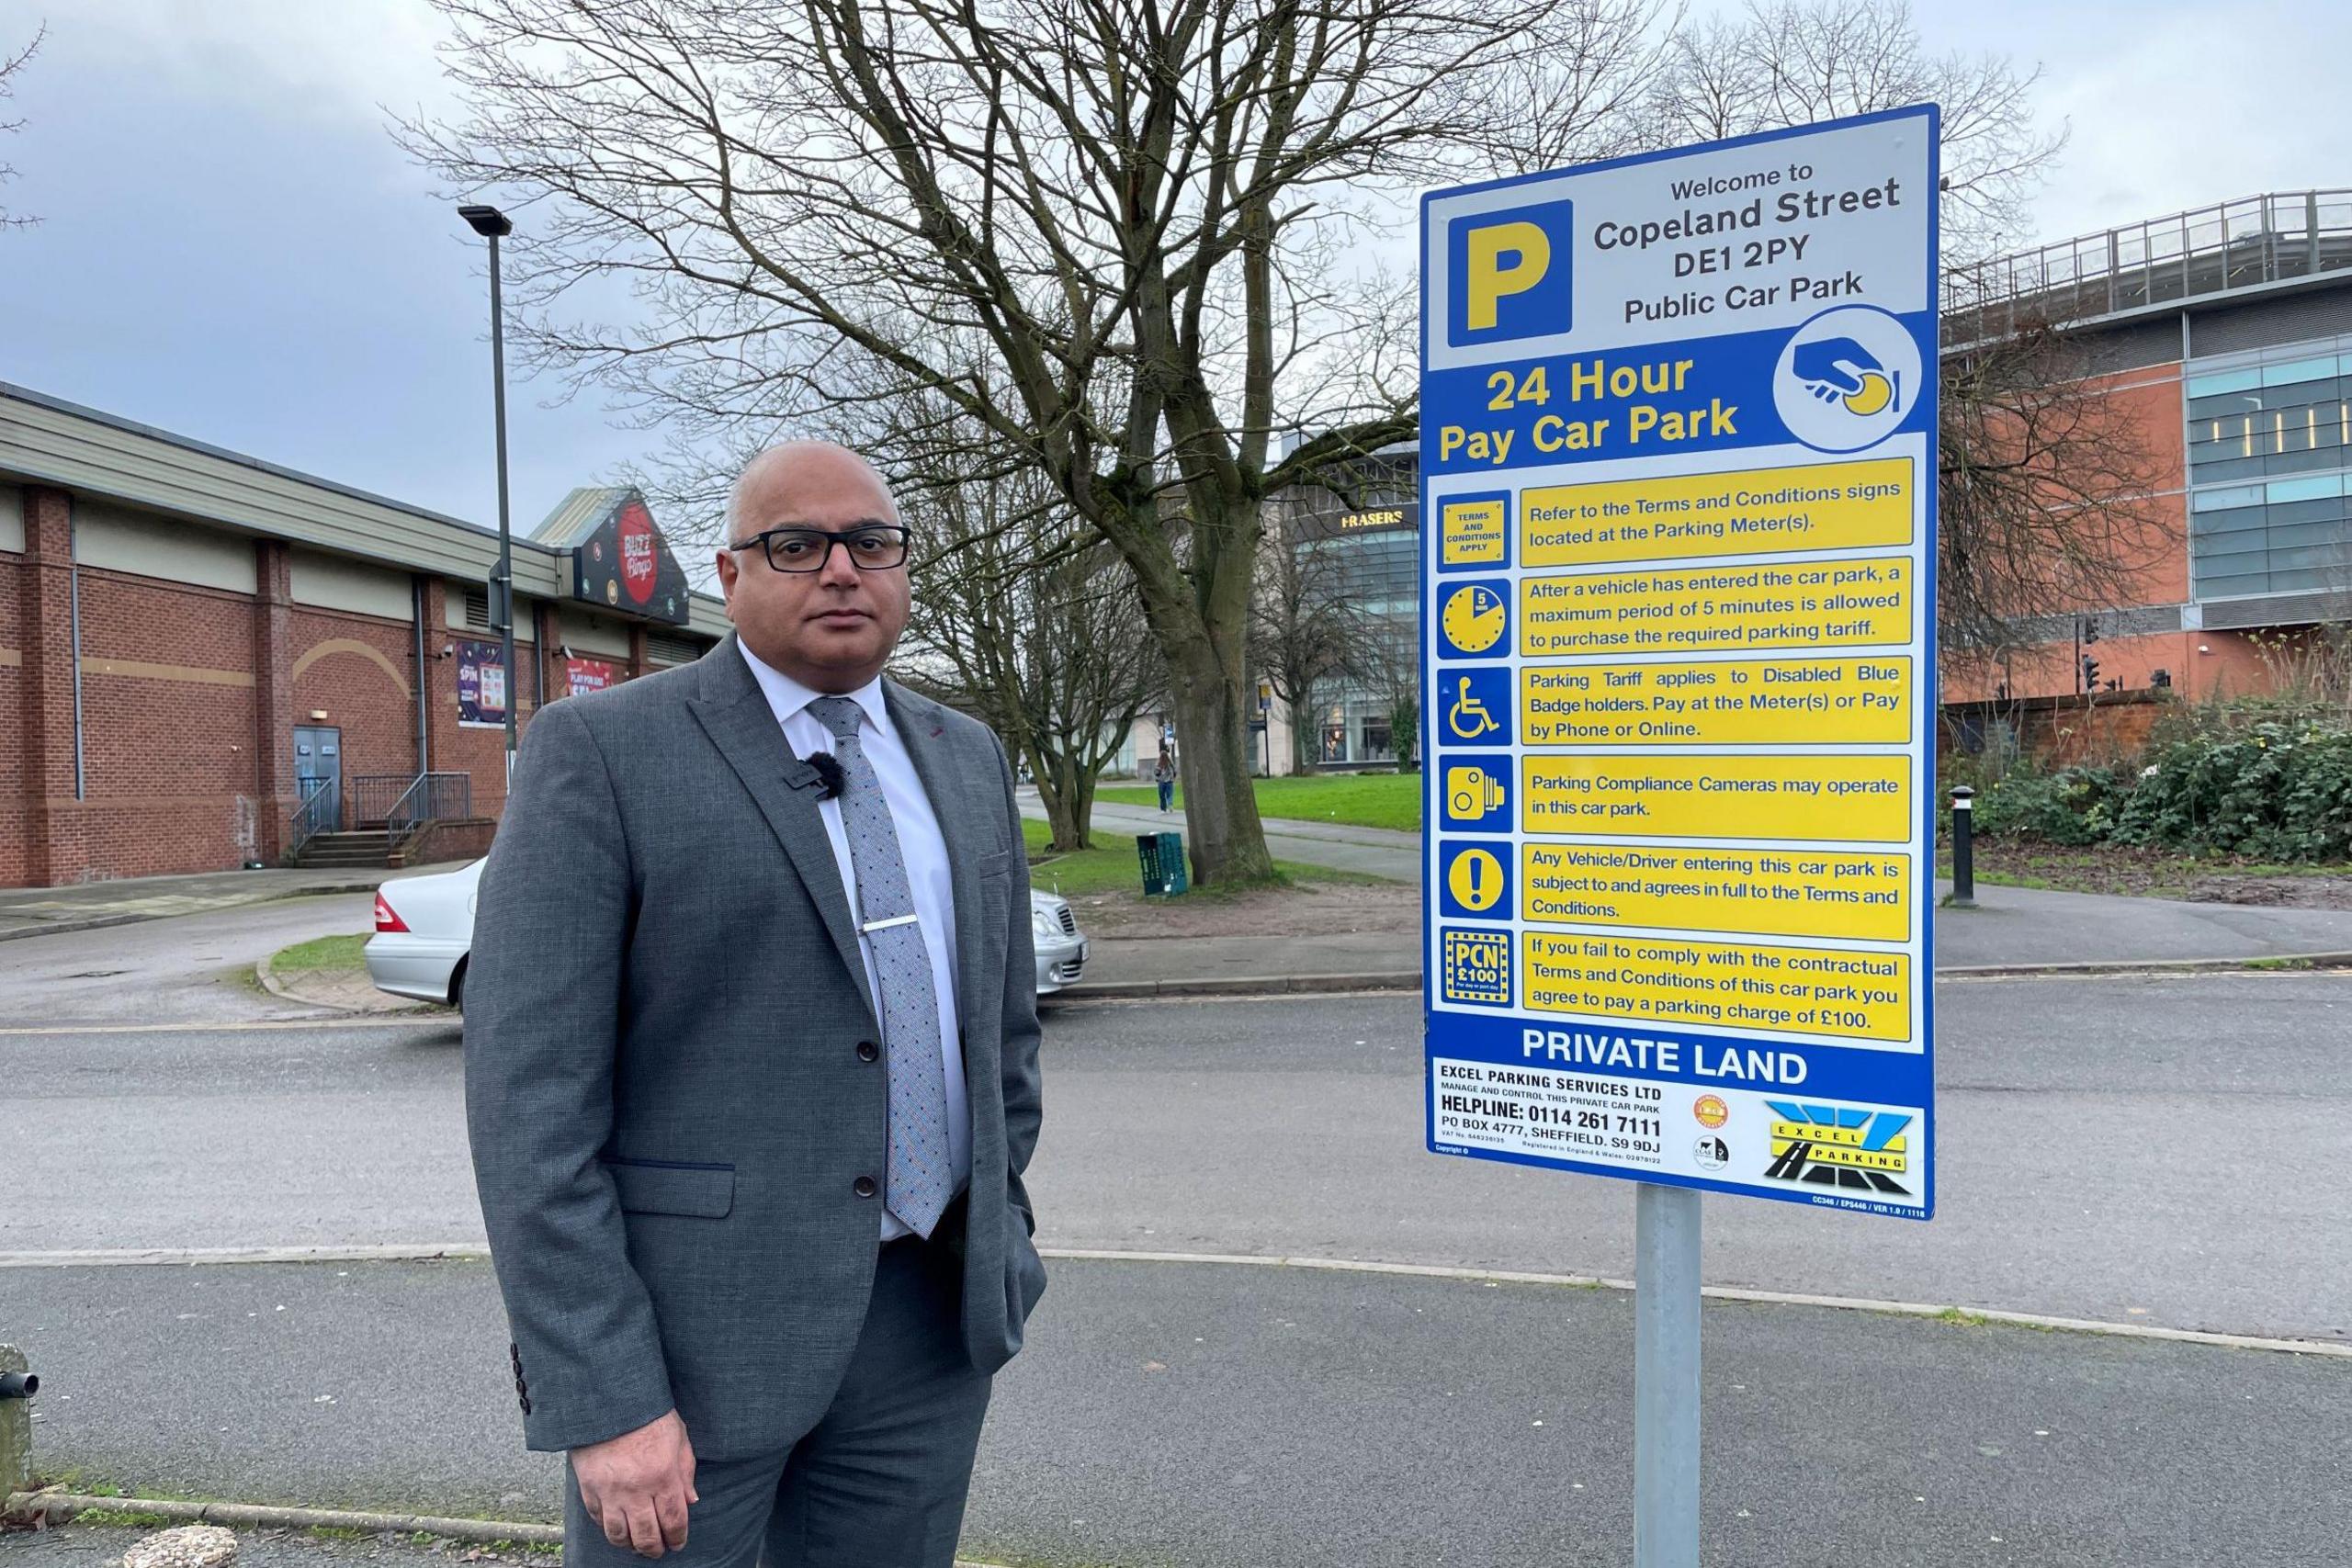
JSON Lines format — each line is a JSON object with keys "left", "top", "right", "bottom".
{"left": 2186, "top": 345, "right": 2352, "bottom": 601}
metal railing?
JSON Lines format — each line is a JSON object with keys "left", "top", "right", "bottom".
{"left": 345, "top": 774, "right": 416, "bottom": 829}
{"left": 1942, "top": 189, "right": 2352, "bottom": 344}
{"left": 386, "top": 772, "right": 473, "bottom": 852}
{"left": 287, "top": 777, "right": 338, "bottom": 862}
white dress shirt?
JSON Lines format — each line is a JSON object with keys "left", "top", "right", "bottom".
{"left": 738, "top": 641, "right": 970, "bottom": 1240}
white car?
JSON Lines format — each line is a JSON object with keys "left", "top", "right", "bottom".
{"left": 1029, "top": 888, "right": 1088, "bottom": 995}
{"left": 365, "top": 860, "right": 483, "bottom": 1009}
{"left": 366, "top": 860, "right": 1089, "bottom": 1009}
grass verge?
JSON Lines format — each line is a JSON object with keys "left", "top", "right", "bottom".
{"left": 1096, "top": 772, "right": 1421, "bottom": 832}
{"left": 1024, "top": 820, "right": 1389, "bottom": 897}
{"left": 266, "top": 932, "right": 371, "bottom": 972}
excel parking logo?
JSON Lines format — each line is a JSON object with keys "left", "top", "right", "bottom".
{"left": 1448, "top": 199, "right": 1574, "bottom": 346}
{"left": 1760, "top": 1101, "right": 1913, "bottom": 1197}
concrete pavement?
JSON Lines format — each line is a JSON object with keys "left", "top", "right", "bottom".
{"left": 0, "top": 865, "right": 469, "bottom": 945}
{"left": 0, "top": 893, "right": 392, "bottom": 1027}
{"left": 1036, "top": 793, "right": 2352, "bottom": 987}
{"left": 10, "top": 1254, "right": 2347, "bottom": 1567}
{"left": 1163, "top": 792, "right": 2334, "bottom": 979}
{"left": 0, "top": 1527, "right": 553, "bottom": 1568}
{"left": 1069, "top": 874, "right": 2352, "bottom": 997}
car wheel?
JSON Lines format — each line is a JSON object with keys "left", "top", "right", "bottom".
{"left": 448, "top": 958, "right": 468, "bottom": 1013}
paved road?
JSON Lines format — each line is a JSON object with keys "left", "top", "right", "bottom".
{"left": 0, "top": 895, "right": 379, "bottom": 1028}
{"left": 9, "top": 981, "right": 2347, "bottom": 1340}
{"left": 14, "top": 1256, "right": 2349, "bottom": 1568}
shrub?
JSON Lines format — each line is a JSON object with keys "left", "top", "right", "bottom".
{"left": 2111, "top": 719, "right": 2352, "bottom": 861}
{"left": 1967, "top": 762, "right": 2132, "bottom": 845}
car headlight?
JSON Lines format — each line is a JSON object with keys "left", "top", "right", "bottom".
{"left": 1031, "top": 906, "right": 1063, "bottom": 942}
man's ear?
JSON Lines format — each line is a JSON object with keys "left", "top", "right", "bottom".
{"left": 716, "top": 547, "right": 740, "bottom": 612}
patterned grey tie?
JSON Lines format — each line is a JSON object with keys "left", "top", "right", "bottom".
{"left": 808, "top": 696, "right": 955, "bottom": 1237}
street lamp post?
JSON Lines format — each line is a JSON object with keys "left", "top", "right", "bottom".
{"left": 458, "top": 203, "right": 518, "bottom": 778}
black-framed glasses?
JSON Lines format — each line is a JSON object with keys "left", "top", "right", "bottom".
{"left": 727, "top": 524, "right": 910, "bottom": 573}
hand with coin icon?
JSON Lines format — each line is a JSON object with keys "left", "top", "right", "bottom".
{"left": 1792, "top": 336, "right": 1898, "bottom": 415}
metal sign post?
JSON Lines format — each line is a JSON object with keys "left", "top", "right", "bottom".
{"left": 1634, "top": 1184, "right": 1700, "bottom": 1567}
{"left": 1419, "top": 106, "right": 1941, "bottom": 1565}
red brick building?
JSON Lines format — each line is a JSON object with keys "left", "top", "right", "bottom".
{"left": 1939, "top": 189, "right": 2352, "bottom": 726}
{"left": 1, "top": 383, "right": 725, "bottom": 888}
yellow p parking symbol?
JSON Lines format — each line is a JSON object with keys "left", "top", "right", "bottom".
{"left": 1451, "top": 197, "right": 1574, "bottom": 344}
{"left": 1465, "top": 221, "right": 1551, "bottom": 332}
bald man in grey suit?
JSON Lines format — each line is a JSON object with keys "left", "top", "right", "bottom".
{"left": 464, "top": 444, "right": 1046, "bottom": 1567}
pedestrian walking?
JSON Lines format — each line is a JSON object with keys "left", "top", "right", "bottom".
{"left": 465, "top": 441, "right": 1046, "bottom": 1568}
{"left": 1153, "top": 751, "right": 1176, "bottom": 812}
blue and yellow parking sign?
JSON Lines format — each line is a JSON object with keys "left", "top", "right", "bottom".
{"left": 1419, "top": 106, "right": 1941, "bottom": 1221}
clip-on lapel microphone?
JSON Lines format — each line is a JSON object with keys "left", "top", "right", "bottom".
{"left": 804, "top": 751, "right": 846, "bottom": 801}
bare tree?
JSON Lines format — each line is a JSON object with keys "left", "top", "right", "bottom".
{"left": 1634, "top": 1, "right": 2129, "bottom": 685}
{"left": 1347, "top": 611, "right": 1422, "bottom": 771}
{"left": 399, "top": 0, "right": 1668, "bottom": 885}
{"left": 1250, "top": 500, "right": 1366, "bottom": 774}
{"left": 896, "top": 440, "right": 1162, "bottom": 853}
{"left": 0, "top": 25, "right": 41, "bottom": 230}
{"left": 1641, "top": 0, "right": 2063, "bottom": 254}
{"left": 1937, "top": 319, "right": 2175, "bottom": 687}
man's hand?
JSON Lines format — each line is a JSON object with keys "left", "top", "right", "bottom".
{"left": 573, "top": 1410, "right": 698, "bottom": 1558}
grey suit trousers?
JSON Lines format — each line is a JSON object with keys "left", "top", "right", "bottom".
{"left": 562, "top": 1232, "right": 991, "bottom": 1568}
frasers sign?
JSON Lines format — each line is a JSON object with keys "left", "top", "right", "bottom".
{"left": 1295, "top": 492, "right": 1419, "bottom": 542}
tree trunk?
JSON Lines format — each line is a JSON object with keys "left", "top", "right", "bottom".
{"left": 1036, "top": 750, "right": 1091, "bottom": 852}
{"left": 1165, "top": 632, "right": 1276, "bottom": 886}
{"left": 1290, "top": 683, "right": 1319, "bottom": 774}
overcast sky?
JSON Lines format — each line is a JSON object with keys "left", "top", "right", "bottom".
{"left": 2, "top": 0, "right": 2346, "bottom": 538}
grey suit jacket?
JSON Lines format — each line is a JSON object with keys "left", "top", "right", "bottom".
{"left": 462, "top": 635, "right": 1046, "bottom": 1459}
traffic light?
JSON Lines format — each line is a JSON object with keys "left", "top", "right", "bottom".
{"left": 2081, "top": 616, "right": 2100, "bottom": 646}
{"left": 2081, "top": 654, "right": 2100, "bottom": 691}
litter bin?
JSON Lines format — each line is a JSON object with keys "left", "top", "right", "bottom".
{"left": 1136, "top": 831, "right": 1189, "bottom": 897}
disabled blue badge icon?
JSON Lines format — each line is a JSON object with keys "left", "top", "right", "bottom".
{"left": 1437, "top": 666, "right": 1510, "bottom": 749}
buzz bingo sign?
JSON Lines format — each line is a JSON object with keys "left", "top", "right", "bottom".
{"left": 1419, "top": 107, "right": 1938, "bottom": 1220}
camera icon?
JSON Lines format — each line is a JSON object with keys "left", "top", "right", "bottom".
{"left": 1442, "top": 761, "right": 1510, "bottom": 832}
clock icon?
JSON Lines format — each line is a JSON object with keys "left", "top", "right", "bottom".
{"left": 1439, "top": 581, "right": 1509, "bottom": 658}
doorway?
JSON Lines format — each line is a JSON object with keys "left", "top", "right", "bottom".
{"left": 293, "top": 725, "right": 343, "bottom": 829}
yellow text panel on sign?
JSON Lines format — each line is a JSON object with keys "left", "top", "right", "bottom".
{"left": 1520, "top": 841, "right": 1912, "bottom": 942}
{"left": 1521, "top": 754, "right": 1913, "bottom": 842}
{"left": 1520, "top": 657, "right": 1913, "bottom": 747}
{"left": 1519, "top": 557, "right": 1913, "bottom": 658}
{"left": 1521, "top": 457, "right": 1915, "bottom": 568}
{"left": 1439, "top": 496, "right": 1510, "bottom": 567}
{"left": 1519, "top": 931, "right": 1913, "bottom": 1043}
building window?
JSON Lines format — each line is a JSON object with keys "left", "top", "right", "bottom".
{"left": 1315, "top": 694, "right": 1400, "bottom": 765}
{"left": 2186, "top": 345, "right": 2352, "bottom": 600}
{"left": 644, "top": 631, "right": 707, "bottom": 665}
